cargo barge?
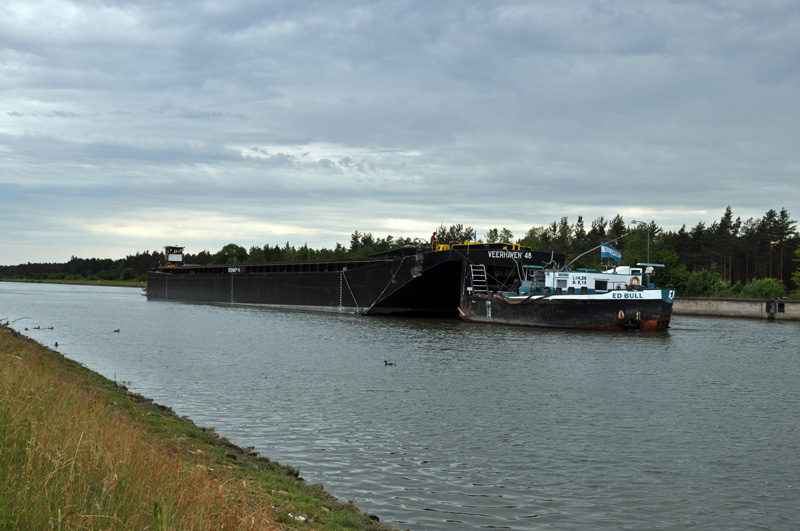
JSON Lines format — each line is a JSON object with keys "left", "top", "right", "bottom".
{"left": 146, "top": 244, "right": 565, "bottom": 318}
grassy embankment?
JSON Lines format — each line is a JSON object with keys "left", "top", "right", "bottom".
{"left": 0, "top": 324, "right": 393, "bottom": 530}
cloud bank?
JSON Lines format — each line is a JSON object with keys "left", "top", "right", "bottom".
{"left": 2, "top": 0, "right": 798, "bottom": 263}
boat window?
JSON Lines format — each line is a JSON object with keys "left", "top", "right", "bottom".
{"left": 556, "top": 279, "right": 567, "bottom": 289}
{"left": 595, "top": 280, "right": 608, "bottom": 292}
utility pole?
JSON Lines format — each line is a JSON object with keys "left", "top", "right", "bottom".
{"left": 630, "top": 220, "right": 650, "bottom": 263}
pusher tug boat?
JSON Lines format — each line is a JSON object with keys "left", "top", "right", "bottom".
{"left": 458, "top": 241, "right": 674, "bottom": 331}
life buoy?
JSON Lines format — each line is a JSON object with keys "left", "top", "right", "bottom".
{"left": 629, "top": 276, "right": 640, "bottom": 286}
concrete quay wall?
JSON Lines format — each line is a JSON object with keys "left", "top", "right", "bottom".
{"left": 674, "top": 298, "right": 800, "bottom": 321}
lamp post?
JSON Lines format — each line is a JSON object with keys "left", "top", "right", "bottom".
{"left": 630, "top": 220, "right": 650, "bottom": 263}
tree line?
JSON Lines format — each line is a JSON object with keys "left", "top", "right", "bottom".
{"left": 2, "top": 207, "right": 798, "bottom": 298}
{"left": 512, "top": 207, "right": 798, "bottom": 299}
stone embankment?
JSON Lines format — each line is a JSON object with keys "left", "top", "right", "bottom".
{"left": 673, "top": 298, "right": 800, "bottom": 321}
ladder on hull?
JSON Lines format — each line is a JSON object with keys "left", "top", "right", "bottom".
{"left": 469, "top": 264, "right": 489, "bottom": 294}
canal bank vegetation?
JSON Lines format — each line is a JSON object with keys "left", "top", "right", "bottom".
{"left": 0, "top": 324, "right": 392, "bottom": 530}
{"left": 0, "top": 278, "right": 144, "bottom": 288}
{"left": 513, "top": 207, "right": 799, "bottom": 299}
{"left": 1, "top": 207, "right": 799, "bottom": 298}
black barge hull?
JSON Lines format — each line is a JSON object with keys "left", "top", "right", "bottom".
{"left": 459, "top": 291, "right": 674, "bottom": 331}
{"left": 147, "top": 246, "right": 563, "bottom": 318}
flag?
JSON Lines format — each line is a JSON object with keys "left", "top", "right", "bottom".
{"left": 601, "top": 242, "right": 622, "bottom": 263}
{"left": 473, "top": 230, "right": 477, "bottom": 242}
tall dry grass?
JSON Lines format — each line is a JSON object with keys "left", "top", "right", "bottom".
{"left": 1, "top": 326, "right": 391, "bottom": 530}
{"left": 1, "top": 328, "right": 283, "bottom": 530}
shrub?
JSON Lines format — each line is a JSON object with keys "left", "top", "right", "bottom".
{"left": 740, "top": 278, "right": 787, "bottom": 299}
{"left": 684, "top": 268, "right": 727, "bottom": 297}
{"left": 119, "top": 267, "right": 138, "bottom": 281}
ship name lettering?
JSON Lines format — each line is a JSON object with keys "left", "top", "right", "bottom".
{"left": 613, "top": 292, "right": 643, "bottom": 299}
{"left": 488, "top": 251, "right": 525, "bottom": 259}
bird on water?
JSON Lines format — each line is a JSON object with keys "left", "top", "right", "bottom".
{"left": 384, "top": 360, "right": 395, "bottom": 366}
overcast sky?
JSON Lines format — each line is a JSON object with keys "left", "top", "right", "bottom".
{"left": 2, "top": 0, "right": 798, "bottom": 264}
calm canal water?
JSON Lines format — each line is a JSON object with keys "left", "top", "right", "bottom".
{"left": 2, "top": 282, "right": 799, "bottom": 530}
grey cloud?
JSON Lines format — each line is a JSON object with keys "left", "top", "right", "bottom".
{"left": 1, "top": 0, "right": 798, "bottom": 263}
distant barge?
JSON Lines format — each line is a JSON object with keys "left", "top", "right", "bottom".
{"left": 146, "top": 244, "right": 566, "bottom": 318}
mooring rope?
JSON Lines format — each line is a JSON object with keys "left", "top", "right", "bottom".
{"left": 340, "top": 270, "right": 363, "bottom": 314}
{"left": 363, "top": 256, "right": 410, "bottom": 315}
{"left": 340, "top": 256, "right": 412, "bottom": 315}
